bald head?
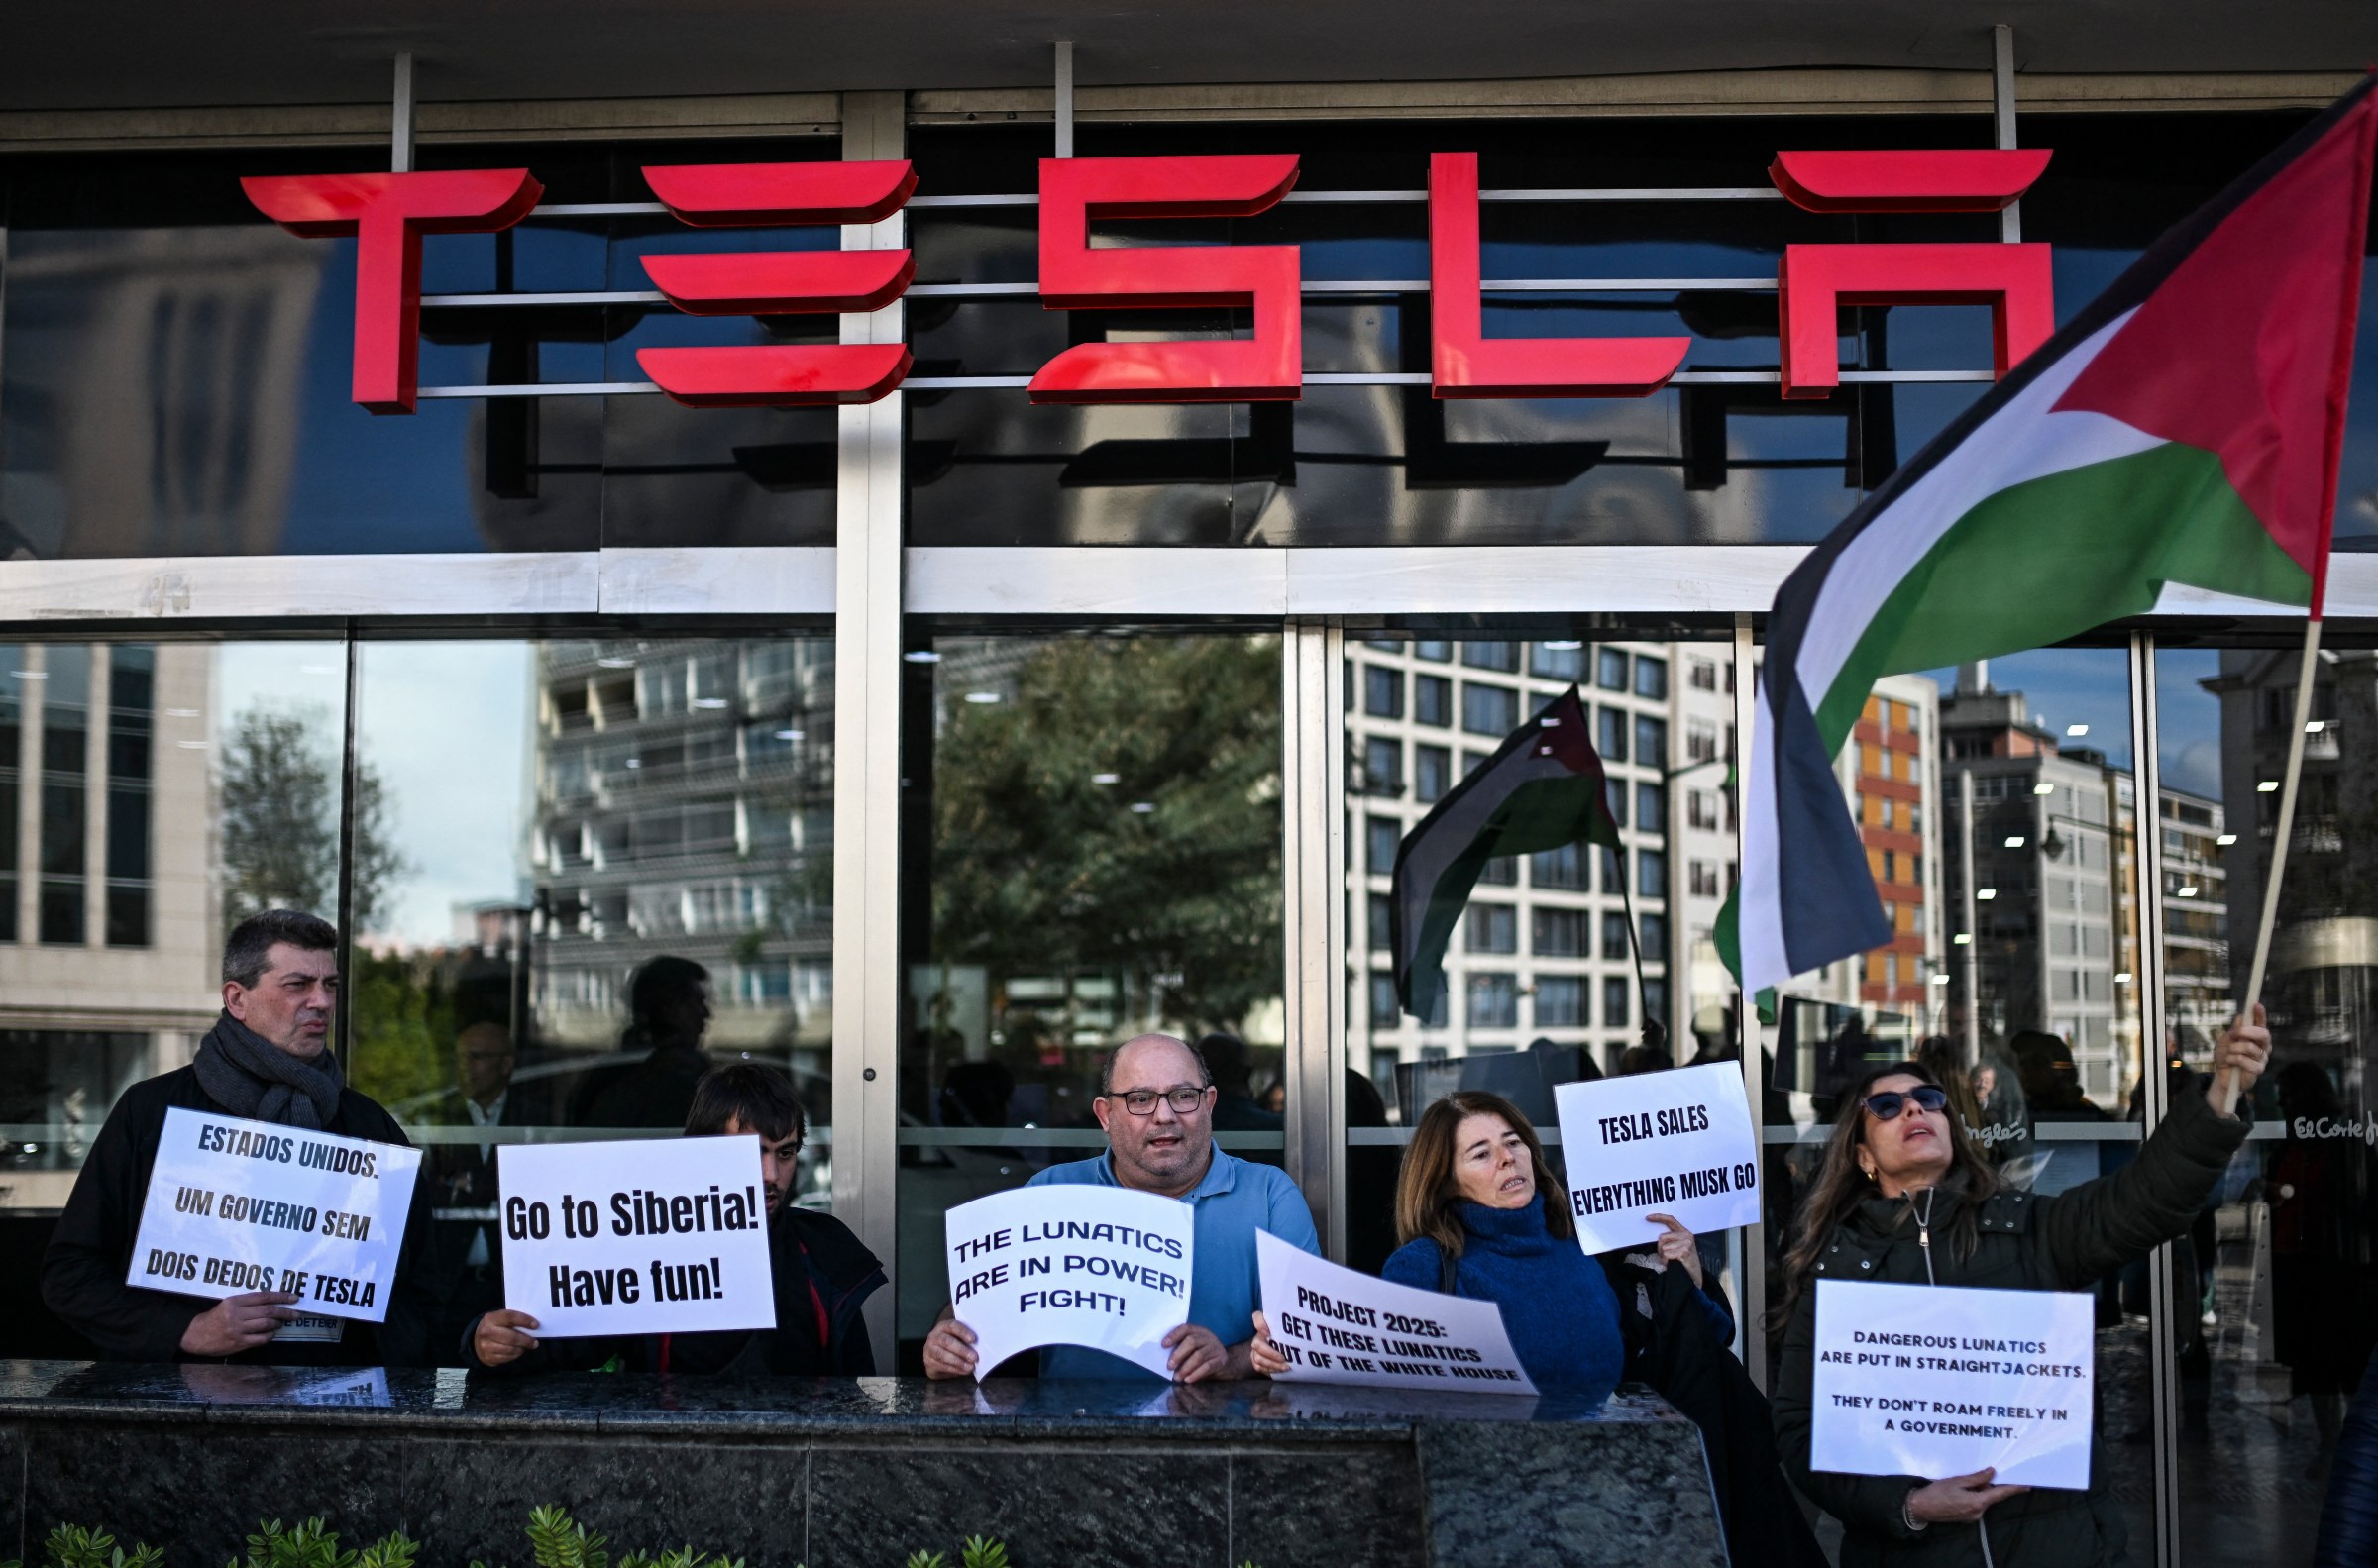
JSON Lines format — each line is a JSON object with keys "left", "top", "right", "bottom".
{"left": 1101, "top": 1034, "right": 1211, "bottom": 1096}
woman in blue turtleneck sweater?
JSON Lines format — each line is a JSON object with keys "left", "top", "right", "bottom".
{"left": 1379, "top": 1088, "right": 1726, "bottom": 1391}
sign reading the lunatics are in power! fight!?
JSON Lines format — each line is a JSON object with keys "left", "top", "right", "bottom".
{"left": 1554, "top": 1061, "right": 1762, "bottom": 1254}
{"left": 1811, "top": 1280, "right": 2096, "bottom": 1489}
{"left": 1255, "top": 1229, "right": 1537, "bottom": 1396}
{"left": 942, "top": 1184, "right": 1196, "bottom": 1380}
{"left": 497, "top": 1136, "right": 777, "bottom": 1338}
{"left": 127, "top": 1107, "right": 423, "bottom": 1324}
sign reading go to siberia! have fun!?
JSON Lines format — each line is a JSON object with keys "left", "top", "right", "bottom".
{"left": 128, "top": 1107, "right": 423, "bottom": 1323}
{"left": 1552, "top": 1062, "right": 1762, "bottom": 1254}
{"left": 497, "top": 1136, "right": 777, "bottom": 1337}
{"left": 943, "top": 1184, "right": 1196, "bottom": 1379}
{"left": 1256, "top": 1229, "right": 1537, "bottom": 1396}
{"left": 1811, "top": 1280, "right": 2096, "bottom": 1490}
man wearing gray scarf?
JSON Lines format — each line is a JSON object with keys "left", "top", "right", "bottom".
{"left": 42, "top": 910, "right": 435, "bottom": 1367}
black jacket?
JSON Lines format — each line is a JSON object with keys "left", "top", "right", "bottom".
{"left": 41, "top": 1065, "right": 438, "bottom": 1367}
{"left": 1773, "top": 1080, "right": 2249, "bottom": 1568}
{"left": 469, "top": 1204, "right": 885, "bottom": 1377}
{"left": 1599, "top": 1249, "right": 1829, "bottom": 1568}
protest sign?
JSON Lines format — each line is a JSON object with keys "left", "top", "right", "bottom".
{"left": 1554, "top": 1061, "right": 1761, "bottom": 1254}
{"left": 1255, "top": 1229, "right": 1537, "bottom": 1396}
{"left": 943, "top": 1184, "right": 1195, "bottom": 1379}
{"left": 1810, "top": 1280, "right": 2095, "bottom": 1489}
{"left": 127, "top": 1108, "right": 422, "bottom": 1324}
{"left": 497, "top": 1136, "right": 776, "bottom": 1337}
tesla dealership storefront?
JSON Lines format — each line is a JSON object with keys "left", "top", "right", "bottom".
{"left": 0, "top": 29, "right": 2373, "bottom": 1566}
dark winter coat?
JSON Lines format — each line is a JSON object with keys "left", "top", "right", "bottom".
{"left": 41, "top": 1065, "right": 438, "bottom": 1367}
{"left": 468, "top": 1204, "right": 884, "bottom": 1377}
{"left": 1774, "top": 1079, "right": 2249, "bottom": 1568}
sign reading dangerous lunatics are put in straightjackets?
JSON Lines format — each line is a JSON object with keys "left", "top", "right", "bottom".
{"left": 1811, "top": 1279, "right": 2096, "bottom": 1489}
{"left": 128, "top": 1107, "right": 423, "bottom": 1322}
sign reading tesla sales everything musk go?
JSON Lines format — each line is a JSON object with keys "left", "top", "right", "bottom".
{"left": 128, "top": 1107, "right": 422, "bottom": 1323}
{"left": 1554, "top": 1062, "right": 1761, "bottom": 1254}
{"left": 498, "top": 1136, "right": 777, "bottom": 1338}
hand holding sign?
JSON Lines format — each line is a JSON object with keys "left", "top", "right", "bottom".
{"left": 1554, "top": 1062, "right": 1760, "bottom": 1255}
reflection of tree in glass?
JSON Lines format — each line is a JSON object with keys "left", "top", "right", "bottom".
{"left": 218, "top": 704, "right": 405, "bottom": 933}
{"left": 930, "top": 637, "right": 1283, "bottom": 1036}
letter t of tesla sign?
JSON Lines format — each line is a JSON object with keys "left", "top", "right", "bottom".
{"left": 242, "top": 170, "right": 545, "bottom": 414}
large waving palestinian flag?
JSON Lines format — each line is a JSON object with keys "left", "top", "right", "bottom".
{"left": 1392, "top": 686, "right": 1619, "bottom": 1020}
{"left": 1731, "top": 77, "right": 2378, "bottom": 995}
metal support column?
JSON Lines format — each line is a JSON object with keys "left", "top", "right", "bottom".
{"left": 2128, "top": 634, "right": 2182, "bottom": 1568}
{"left": 1731, "top": 612, "right": 1769, "bottom": 1386}
{"left": 831, "top": 89, "right": 908, "bottom": 1361}
{"left": 1993, "top": 25, "right": 2020, "bottom": 242}
{"left": 1282, "top": 623, "right": 1347, "bottom": 1258}
{"left": 390, "top": 53, "right": 416, "bottom": 174}
{"left": 1052, "top": 41, "right": 1075, "bottom": 159}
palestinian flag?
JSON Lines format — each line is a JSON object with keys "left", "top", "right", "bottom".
{"left": 1391, "top": 686, "right": 1619, "bottom": 1019}
{"left": 1731, "top": 78, "right": 2378, "bottom": 996}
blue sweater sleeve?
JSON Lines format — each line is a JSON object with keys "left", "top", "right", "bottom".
{"left": 1381, "top": 1238, "right": 1443, "bottom": 1292}
{"left": 1692, "top": 1285, "right": 1735, "bottom": 1345}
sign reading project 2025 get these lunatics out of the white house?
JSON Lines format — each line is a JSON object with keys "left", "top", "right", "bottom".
{"left": 498, "top": 1136, "right": 778, "bottom": 1337}
{"left": 1256, "top": 1229, "right": 1537, "bottom": 1396}
{"left": 1553, "top": 1060, "right": 1762, "bottom": 1255}
{"left": 127, "top": 1107, "right": 423, "bottom": 1323}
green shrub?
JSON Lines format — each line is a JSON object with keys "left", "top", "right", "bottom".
{"left": 230, "top": 1518, "right": 418, "bottom": 1568}
{"left": 37, "top": 1524, "right": 163, "bottom": 1568}
{"left": 468, "top": 1505, "right": 745, "bottom": 1568}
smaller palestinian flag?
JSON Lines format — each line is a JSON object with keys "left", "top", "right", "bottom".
{"left": 1730, "top": 76, "right": 2378, "bottom": 995}
{"left": 1391, "top": 686, "right": 1619, "bottom": 1020}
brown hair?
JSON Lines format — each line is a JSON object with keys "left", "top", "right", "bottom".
{"left": 1773, "top": 1060, "right": 2000, "bottom": 1330}
{"left": 1394, "top": 1090, "right": 1573, "bottom": 1261}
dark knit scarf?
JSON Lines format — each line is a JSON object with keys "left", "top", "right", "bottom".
{"left": 193, "top": 1011, "right": 344, "bottom": 1129}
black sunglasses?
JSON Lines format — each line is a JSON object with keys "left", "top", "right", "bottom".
{"left": 1863, "top": 1085, "right": 1949, "bottom": 1122}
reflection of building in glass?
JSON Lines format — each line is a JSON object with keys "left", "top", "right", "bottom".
{"left": 2209, "top": 647, "right": 2377, "bottom": 1103}
{"left": 2159, "top": 785, "right": 2231, "bottom": 1061}
{"left": 1797, "top": 675, "right": 1944, "bottom": 1044}
{"left": 0, "top": 229, "right": 318, "bottom": 559}
{"left": 1348, "top": 639, "right": 1725, "bottom": 1109}
{"left": 0, "top": 643, "right": 216, "bottom": 1211}
{"left": 1941, "top": 673, "right": 2128, "bottom": 1104}
{"left": 530, "top": 639, "right": 835, "bottom": 1075}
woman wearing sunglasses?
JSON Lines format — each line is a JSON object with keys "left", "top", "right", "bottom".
{"left": 1772, "top": 1009, "right": 2272, "bottom": 1568}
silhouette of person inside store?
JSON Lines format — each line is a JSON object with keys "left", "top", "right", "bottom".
{"left": 570, "top": 956, "right": 713, "bottom": 1129}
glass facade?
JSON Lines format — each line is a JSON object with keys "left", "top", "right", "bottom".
{"left": 0, "top": 96, "right": 2367, "bottom": 1568}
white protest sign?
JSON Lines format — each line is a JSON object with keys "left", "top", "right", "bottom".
{"left": 1554, "top": 1061, "right": 1761, "bottom": 1254}
{"left": 943, "top": 1184, "right": 1195, "bottom": 1380}
{"left": 127, "top": 1107, "right": 422, "bottom": 1323}
{"left": 1810, "top": 1280, "right": 2095, "bottom": 1489}
{"left": 1256, "top": 1229, "right": 1538, "bottom": 1396}
{"left": 497, "top": 1136, "right": 776, "bottom": 1337}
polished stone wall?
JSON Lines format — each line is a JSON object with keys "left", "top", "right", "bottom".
{"left": 0, "top": 1365, "right": 1725, "bottom": 1568}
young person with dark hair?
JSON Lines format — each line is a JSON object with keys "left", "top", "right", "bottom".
{"left": 43, "top": 909, "right": 438, "bottom": 1366}
{"left": 471, "top": 1060, "right": 883, "bottom": 1377}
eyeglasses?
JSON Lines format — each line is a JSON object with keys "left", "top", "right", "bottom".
{"left": 1864, "top": 1085, "right": 1949, "bottom": 1122}
{"left": 1109, "top": 1087, "right": 1210, "bottom": 1116}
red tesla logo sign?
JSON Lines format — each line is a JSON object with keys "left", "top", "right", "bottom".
{"left": 245, "top": 148, "right": 2052, "bottom": 414}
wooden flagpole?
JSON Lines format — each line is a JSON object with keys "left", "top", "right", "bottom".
{"left": 2215, "top": 614, "right": 2324, "bottom": 1115}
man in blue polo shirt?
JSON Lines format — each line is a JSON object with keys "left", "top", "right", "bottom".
{"left": 923, "top": 1032, "right": 1319, "bottom": 1382}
